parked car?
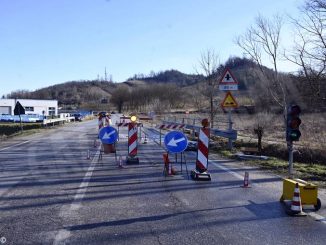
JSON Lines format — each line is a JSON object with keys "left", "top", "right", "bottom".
{"left": 73, "top": 113, "right": 83, "bottom": 121}
{"left": 98, "top": 111, "right": 107, "bottom": 117}
{"left": 186, "top": 140, "right": 197, "bottom": 151}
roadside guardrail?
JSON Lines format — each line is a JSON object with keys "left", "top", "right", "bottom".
{"left": 43, "top": 117, "right": 75, "bottom": 126}
{"left": 161, "top": 120, "right": 237, "bottom": 140}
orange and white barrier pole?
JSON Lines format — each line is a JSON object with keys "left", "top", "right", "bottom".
{"left": 126, "top": 120, "right": 139, "bottom": 164}
{"left": 128, "top": 122, "right": 138, "bottom": 156}
{"left": 196, "top": 127, "right": 210, "bottom": 173}
{"left": 191, "top": 119, "right": 211, "bottom": 180}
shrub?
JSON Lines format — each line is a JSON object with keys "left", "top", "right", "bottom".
{"left": 0, "top": 123, "right": 42, "bottom": 136}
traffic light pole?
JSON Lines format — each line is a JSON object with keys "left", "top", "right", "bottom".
{"left": 287, "top": 141, "right": 294, "bottom": 178}
{"left": 286, "top": 104, "right": 301, "bottom": 179}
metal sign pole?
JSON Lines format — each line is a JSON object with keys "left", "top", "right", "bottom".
{"left": 182, "top": 152, "right": 189, "bottom": 179}
{"left": 159, "top": 128, "right": 162, "bottom": 145}
{"left": 228, "top": 110, "right": 233, "bottom": 150}
{"left": 192, "top": 119, "right": 196, "bottom": 137}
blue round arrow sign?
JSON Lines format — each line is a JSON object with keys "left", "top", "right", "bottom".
{"left": 164, "top": 131, "right": 188, "bottom": 153}
{"left": 99, "top": 126, "right": 118, "bottom": 144}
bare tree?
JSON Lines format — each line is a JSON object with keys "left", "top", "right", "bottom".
{"left": 286, "top": 0, "right": 326, "bottom": 105}
{"left": 110, "top": 86, "right": 130, "bottom": 113}
{"left": 6, "top": 89, "right": 32, "bottom": 99}
{"left": 236, "top": 14, "right": 288, "bottom": 121}
{"left": 190, "top": 83, "right": 206, "bottom": 111}
{"left": 198, "top": 49, "right": 220, "bottom": 128}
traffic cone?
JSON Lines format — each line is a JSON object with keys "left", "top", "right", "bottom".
{"left": 86, "top": 149, "right": 90, "bottom": 160}
{"left": 118, "top": 156, "right": 124, "bottom": 168}
{"left": 171, "top": 167, "right": 177, "bottom": 175}
{"left": 169, "top": 164, "right": 173, "bottom": 175}
{"left": 143, "top": 135, "right": 148, "bottom": 144}
{"left": 163, "top": 153, "right": 172, "bottom": 176}
{"left": 241, "top": 171, "right": 251, "bottom": 188}
{"left": 287, "top": 183, "right": 306, "bottom": 216}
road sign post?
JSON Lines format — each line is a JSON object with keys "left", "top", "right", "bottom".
{"left": 164, "top": 131, "right": 189, "bottom": 177}
{"left": 164, "top": 131, "right": 188, "bottom": 153}
{"left": 228, "top": 110, "right": 233, "bottom": 150}
{"left": 218, "top": 68, "right": 239, "bottom": 91}
{"left": 98, "top": 126, "right": 118, "bottom": 161}
{"left": 221, "top": 91, "right": 238, "bottom": 150}
{"left": 14, "top": 101, "right": 25, "bottom": 132}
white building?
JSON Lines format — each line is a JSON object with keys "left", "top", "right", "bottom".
{"left": 0, "top": 99, "right": 58, "bottom": 116}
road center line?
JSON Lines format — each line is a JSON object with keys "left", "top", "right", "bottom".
{"left": 53, "top": 148, "right": 100, "bottom": 245}
{"left": 0, "top": 140, "right": 30, "bottom": 152}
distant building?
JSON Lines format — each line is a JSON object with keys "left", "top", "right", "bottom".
{"left": 0, "top": 99, "right": 58, "bottom": 116}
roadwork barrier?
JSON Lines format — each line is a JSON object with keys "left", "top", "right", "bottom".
{"left": 160, "top": 120, "right": 237, "bottom": 141}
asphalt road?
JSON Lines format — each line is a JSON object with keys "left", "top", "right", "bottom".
{"left": 0, "top": 116, "right": 325, "bottom": 245}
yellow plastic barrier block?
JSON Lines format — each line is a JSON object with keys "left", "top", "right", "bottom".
{"left": 280, "top": 178, "right": 321, "bottom": 210}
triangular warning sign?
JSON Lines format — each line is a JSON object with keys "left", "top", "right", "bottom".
{"left": 221, "top": 91, "right": 238, "bottom": 108}
{"left": 219, "top": 68, "right": 238, "bottom": 85}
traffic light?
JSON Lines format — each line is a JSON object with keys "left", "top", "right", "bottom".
{"left": 286, "top": 105, "right": 302, "bottom": 141}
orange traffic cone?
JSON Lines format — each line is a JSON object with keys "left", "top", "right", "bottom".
{"left": 241, "top": 172, "right": 251, "bottom": 188}
{"left": 287, "top": 183, "right": 306, "bottom": 216}
{"left": 163, "top": 153, "right": 172, "bottom": 176}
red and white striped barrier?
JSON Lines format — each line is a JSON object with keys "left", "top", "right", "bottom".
{"left": 196, "top": 128, "right": 210, "bottom": 172}
{"left": 99, "top": 116, "right": 111, "bottom": 130}
{"left": 98, "top": 118, "right": 104, "bottom": 130}
{"left": 116, "top": 122, "right": 143, "bottom": 127}
{"left": 158, "top": 124, "right": 185, "bottom": 129}
{"left": 116, "top": 122, "right": 129, "bottom": 127}
{"left": 128, "top": 123, "right": 138, "bottom": 156}
{"left": 105, "top": 116, "right": 111, "bottom": 126}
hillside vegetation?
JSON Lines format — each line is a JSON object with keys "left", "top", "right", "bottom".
{"left": 4, "top": 57, "right": 326, "bottom": 113}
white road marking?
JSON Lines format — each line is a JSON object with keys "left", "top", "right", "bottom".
{"left": 210, "top": 160, "right": 244, "bottom": 180}
{"left": 53, "top": 229, "right": 71, "bottom": 245}
{"left": 306, "top": 212, "right": 326, "bottom": 225}
{"left": 209, "top": 158, "right": 326, "bottom": 225}
{"left": 53, "top": 148, "right": 100, "bottom": 245}
{"left": 0, "top": 141, "right": 30, "bottom": 152}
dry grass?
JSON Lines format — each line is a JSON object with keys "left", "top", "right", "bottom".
{"left": 160, "top": 111, "right": 326, "bottom": 164}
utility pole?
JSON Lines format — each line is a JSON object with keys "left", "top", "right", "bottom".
{"left": 104, "top": 67, "right": 108, "bottom": 81}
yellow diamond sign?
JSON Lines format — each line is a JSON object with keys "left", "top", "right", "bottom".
{"left": 221, "top": 91, "right": 238, "bottom": 108}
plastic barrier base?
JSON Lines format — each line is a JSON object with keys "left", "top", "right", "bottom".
{"left": 190, "top": 170, "right": 211, "bottom": 181}
{"left": 126, "top": 156, "right": 139, "bottom": 165}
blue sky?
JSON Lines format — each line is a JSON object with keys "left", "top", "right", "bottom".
{"left": 0, "top": 0, "right": 302, "bottom": 97}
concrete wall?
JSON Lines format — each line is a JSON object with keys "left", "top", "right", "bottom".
{"left": 0, "top": 99, "right": 58, "bottom": 116}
